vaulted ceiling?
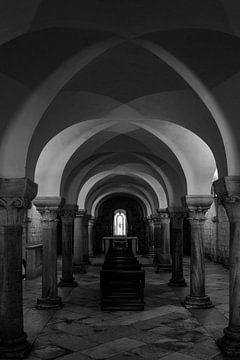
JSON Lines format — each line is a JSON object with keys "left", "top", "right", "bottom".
{"left": 1, "top": 0, "right": 240, "bottom": 214}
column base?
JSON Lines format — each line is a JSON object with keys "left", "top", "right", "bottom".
{"left": 184, "top": 294, "right": 213, "bottom": 309}
{"left": 168, "top": 278, "right": 187, "bottom": 287}
{"left": 73, "top": 264, "right": 87, "bottom": 273}
{"left": 36, "top": 296, "right": 63, "bottom": 310}
{"left": 156, "top": 264, "right": 172, "bottom": 273}
{"left": 0, "top": 333, "right": 31, "bottom": 359}
{"left": 216, "top": 326, "right": 240, "bottom": 357}
{"left": 58, "top": 278, "right": 78, "bottom": 287}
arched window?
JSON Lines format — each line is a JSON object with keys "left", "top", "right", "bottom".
{"left": 114, "top": 209, "right": 127, "bottom": 236}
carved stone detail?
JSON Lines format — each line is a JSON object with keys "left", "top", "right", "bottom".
{"left": 34, "top": 197, "right": 63, "bottom": 309}
{"left": 213, "top": 176, "right": 240, "bottom": 356}
{"left": 0, "top": 178, "right": 37, "bottom": 358}
{"left": 60, "top": 205, "right": 78, "bottom": 223}
{"left": 184, "top": 195, "right": 213, "bottom": 308}
{"left": 151, "top": 214, "right": 161, "bottom": 226}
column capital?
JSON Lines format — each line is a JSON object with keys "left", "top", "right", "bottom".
{"left": 0, "top": 178, "right": 37, "bottom": 225}
{"left": 151, "top": 214, "right": 161, "bottom": 226}
{"left": 88, "top": 217, "right": 95, "bottom": 227}
{"left": 33, "top": 196, "right": 64, "bottom": 222}
{"left": 76, "top": 209, "right": 86, "bottom": 217}
{"left": 60, "top": 204, "right": 78, "bottom": 223}
{"left": 185, "top": 195, "right": 213, "bottom": 222}
{"left": 214, "top": 176, "right": 240, "bottom": 222}
{"left": 157, "top": 208, "right": 170, "bottom": 220}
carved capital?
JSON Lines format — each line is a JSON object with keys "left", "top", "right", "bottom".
{"left": 157, "top": 208, "right": 169, "bottom": 221}
{"left": 151, "top": 214, "right": 161, "bottom": 226}
{"left": 60, "top": 204, "right": 78, "bottom": 223}
{"left": 76, "top": 209, "right": 86, "bottom": 218}
{"left": 213, "top": 176, "right": 240, "bottom": 222}
{"left": 185, "top": 195, "right": 213, "bottom": 223}
{"left": 0, "top": 178, "right": 37, "bottom": 225}
{"left": 34, "top": 196, "right": 63, "bottom": 223}
{"left": 88, "top": 218, "right": 95, "bottom": 228}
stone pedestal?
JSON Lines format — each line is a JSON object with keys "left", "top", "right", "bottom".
{"left": 73, "top": 209, "right": 86, "bottom": 273}
{"left": 88, "top": 217, "right": 95, "bottom": 258}
{"left": 34, "top": 197, "right": 63, "bottom": 310}
{"left": 184, "top": 195, "right": 213, "bottom": 309}
{"left": 214, "top": 176, "right": 240, "bottom": 357}
{"left": 58, "top": 205, "right": 78, "bottom": 287}
{"left": 0, "top": 178, "right": 37, "bottom": 359}
{"left": 156, "top": 209, "right": 171, "bottom": 272}
{"left": 168, "top": 210, "right": 187, "bottom": 287}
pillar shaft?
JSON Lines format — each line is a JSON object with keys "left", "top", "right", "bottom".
{"left": 83, "top": 214, "right": 90, "bottom": 264}
{"left": 156, "top": 210, "right": 171, "bottom": 272}
{"left": 214, "top": 176, "right": 240, "bottom": 356}
{"left": 34, "top": 197, "right": 63, "bottom": 310}
{"left": 88, "top": 218, "right": 95, "bottom": 257}
{"left": 146, "top": 217, "right": 154, "bottom": 259}
{"left": 168, "top": 210, "right": 187, "bottom": 286}
{"left": 58, "top": 205, "right": 78, "bottom": 287}
{"left": 152, "top": 214, "right": 161, "bottom": 265}
{"left": 73, "top": 209, "right": 86, "bottom": 273}
{"left": 184, "top": 195, "right": 213, "bottom": 309}
{"left": 0, "top": 178, "right": 37, "bottom": 359}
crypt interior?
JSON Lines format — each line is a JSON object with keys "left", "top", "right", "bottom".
{"left": 1, "top": 1, "right": 240, "bottom": 359}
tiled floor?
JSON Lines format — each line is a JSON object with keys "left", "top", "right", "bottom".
{"left": 23, "top": 257, "right": 232, "bottom": 360}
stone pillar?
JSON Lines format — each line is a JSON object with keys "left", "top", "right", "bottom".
{"left": 143, "top": 217, "right": 150, "bottom": 255}
{"left": 83, "top": 214, "right": 90, "bottom": 264}
{"left": 34, "top": 196, "right": 64, "bottom": 310}
{"left": 184, "top": 195, "right": 213, "bottom": 308}
{"left": 214, "top": 176, "right": 240, "bottom": 357}
{"left": 88, "top": 217, "right": 95, "bottom": 258}
{"left": 152, "top": 214, "right": 162, "bottom": 266}
{"left": 58, "top": 205, "right": 78, "bottom": 287}
{"left": 168, "top": 210, "right": 187, "bottom": 287}
{"left": 146, "top": 216, "right": 154, "bottom": 259}
{"left": 0, "top": 178, "right": 37, "bottom": 359}
{"left": 73, "top": 209, "right": 86, "bottom": 273}
{"left": 156, "top": 209, "right": 171, "bottom": 272}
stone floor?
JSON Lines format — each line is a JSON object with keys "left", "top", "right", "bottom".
{"left": 23, "top": 257, "right": 232, "bottom": 360}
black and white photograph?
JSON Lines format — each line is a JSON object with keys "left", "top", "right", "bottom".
{"left": 0, "top": 1, "right": 240, "bottom": 359}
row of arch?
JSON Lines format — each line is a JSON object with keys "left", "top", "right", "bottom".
{"left": 1, "top": 28, "right": 240, "bottom": 215}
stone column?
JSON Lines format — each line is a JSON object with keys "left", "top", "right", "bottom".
{"left": 146, "top": 216, "right": 154, "bottom": 259}
{"left": 73, "top": 209, "right": 86, "bottom": 273}
{"left": 168, "top": 210, "right": 187, "bottom": 287}
{"left": 156, "top": 209, "right": 171, "bottom": 272}
{"left": 88, "top": 217, "right": 95, "bottom": 258}
{"left": 184, "top": 195, "right": 213, "bottom": 308}
{"left": 58, "top": 205, "right": 78, "bottom": 287}
{"left": 214, "top": 176, "right": 240, "bottom": 357}
{"left": 83, "top": 214, "right": 90, "bottom": 264}
{"left": 0, "top": 178, "right": 37, "bottom": 359}
{"left": 143, "top": 217, "right": 150, "bottom": 255}
{"left": 152, "top": 214, "right": 162, "bottom": 266}
{"left": 34, "top": 196, "right": 63, "bottom": 310}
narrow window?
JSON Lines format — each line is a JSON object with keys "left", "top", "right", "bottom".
{"left": 114, "top": 209, "right": 127, "bottom": 236}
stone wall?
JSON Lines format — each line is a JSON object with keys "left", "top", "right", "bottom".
{"left": 203, "top": 200, "right": 229, "bottom": 268}
{"left": 216, "top": 203, "right": 230, "bottom": 267}
{"left": 22, "top": 204, "right": 43, "bottom": 279}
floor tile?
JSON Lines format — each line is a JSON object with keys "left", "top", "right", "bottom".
{"left": 31, "top": 345, "right": 69, "bottom": 360}
{"left": 81, "top": 337, "right": 145, "bottom": 359}
{"left": 22, "top": 257, "right": 232, "bottom": 360}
